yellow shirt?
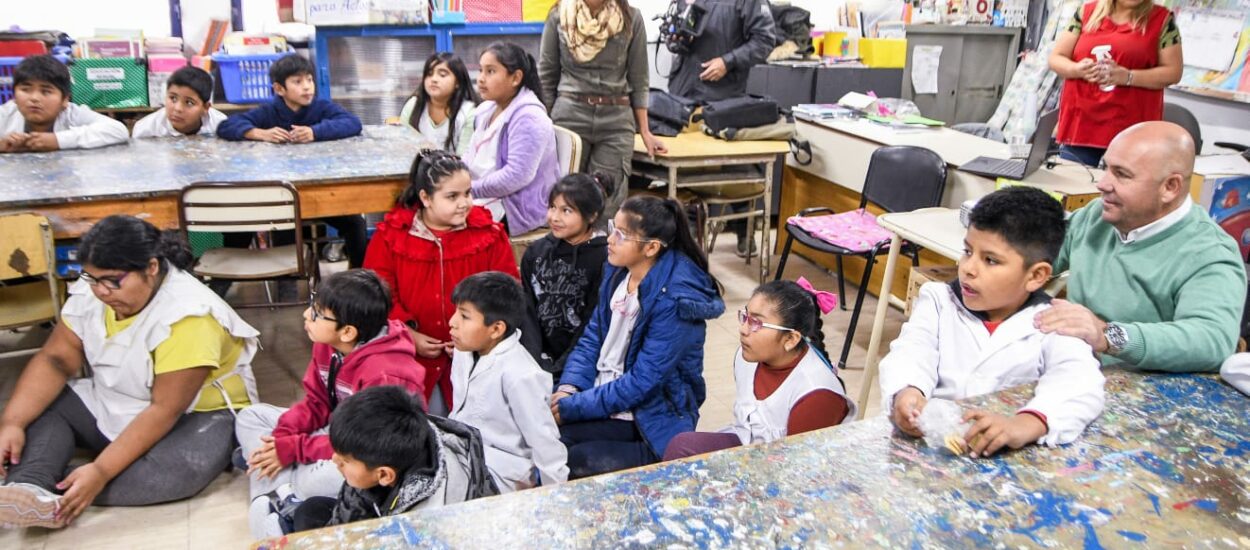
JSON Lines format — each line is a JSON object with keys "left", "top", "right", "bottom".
{"left": 67, "top": 310, "right": 252, "bottom": 411}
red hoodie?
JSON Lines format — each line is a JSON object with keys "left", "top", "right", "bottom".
{"left": 271, "top": 319, "right": 426, "bottom": 465}
{"left": 363, "top": 205, "right": 519, "bottom": 407}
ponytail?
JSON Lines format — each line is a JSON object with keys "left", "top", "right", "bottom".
{"left": 619, "top": 195, "right": 721, "bottom": 295}
{"left": 78, "top": 215, "right": 194, "bottom": 274}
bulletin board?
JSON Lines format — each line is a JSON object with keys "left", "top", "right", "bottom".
{"left": 1167, "top": 0, "right": 1250, "bottom": 103}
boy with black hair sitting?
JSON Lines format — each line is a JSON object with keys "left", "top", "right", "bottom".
{"left": 879, "top": 186, "right": 1106, "bottom": 457}
{"left": 449, "top": 272, "right": 568, "bottom": 492}
{"left": 290, "top": 385, "right": 499, "bottom": 531}
{"left": 132, "top": 66, "right": 227, "bottom": 138}
{"left": 234, "top": 269, "right": 425, "bottom": 538}
{"left": 217, "top": 53, "right": 361, "bottom": 143}
{"left": 215, "top": 53, "right": 370, "bottom": 270}
{"left": 0, "top": 55, "right": 128, "bottom": 152}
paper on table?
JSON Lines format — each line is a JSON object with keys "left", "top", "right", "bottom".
{"left": 1174, "top": 9, "right": 1243, "bottom": 72}
{"left": 1196, "top": 154, "right": 1250, "bottom": 176}
{"left": 912, "top": 45, "right": 942, "bottom": 95}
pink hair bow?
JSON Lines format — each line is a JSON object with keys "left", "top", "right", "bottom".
{"left": 796, "top": 277, "right": 838, "bottom": 314}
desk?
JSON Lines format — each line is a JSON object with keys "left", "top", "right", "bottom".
{"left": 258, "top": 369, "right": 1250, "bottom": 549}
{"left": 859, "top": 208, "right": 964, "bottom": 415}
{"left": 632, "top": 132, "right": 790, "bottom": 283}
{"left": 0, "top": 126, "right": 423, "bottom": 238}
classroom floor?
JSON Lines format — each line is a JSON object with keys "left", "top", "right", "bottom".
{"left": 0, "top": 232, "right": 906, "bottom": 549}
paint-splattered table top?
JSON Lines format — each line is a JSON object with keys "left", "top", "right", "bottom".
{"left": 257, "top": 370, "right": 1250, "bottom": 549}
{"left": 0, "top": 126, "right": 424, "bottom": 208}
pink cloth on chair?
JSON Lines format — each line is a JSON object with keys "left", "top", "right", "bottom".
{"left": 786, "top": 209, "right": 893, "bottom": 252}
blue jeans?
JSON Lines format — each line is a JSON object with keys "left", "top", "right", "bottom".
{"left": 559, "top": 419, "right": 658, "bottom": 479}
{"left": 1059, "top": 144, "right": 1106, "bottom": 167}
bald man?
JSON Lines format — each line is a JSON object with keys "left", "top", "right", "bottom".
{"left": 1036, "top": 121, "right": 1246, "bottom": 372}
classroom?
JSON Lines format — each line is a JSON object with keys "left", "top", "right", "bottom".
{"left": 1, "top": 0, "right": 1249, "bottom": 547}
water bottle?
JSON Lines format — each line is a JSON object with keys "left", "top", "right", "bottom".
{"left": 1004, "top": 92, "right": 1038, "bottom": 159}
{"left": 1091, "top": 45, "right": 1115, "bottom": 92}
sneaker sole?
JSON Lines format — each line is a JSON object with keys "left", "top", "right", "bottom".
{"left": 0, "top": 486, "right": 61, "bottom": 529}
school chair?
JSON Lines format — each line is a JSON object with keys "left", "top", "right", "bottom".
{"left": 775, "top": 145, "right": 947, "bottom": 369}
{"left": 684, "top": 183, "right": 765, "bottom": 263}
{"left": 0, "top": 212, "right": 61, "bottom": 335}
{"left": 1162, "top": 103, "right": 1202, "bottom": 154}
{"left": 179, "top": 181, "right": 319, "bottom": 308}
{"left": 553, "top": 125, "right": 583, "bottom": 178}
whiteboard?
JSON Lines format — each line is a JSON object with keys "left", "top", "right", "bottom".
{"left": 1176, "top": 9, "right": 1244, "bottom": 72}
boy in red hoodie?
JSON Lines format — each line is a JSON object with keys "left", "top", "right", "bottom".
{"left": 233, "top": 269, "right": 425, "bottom": 539}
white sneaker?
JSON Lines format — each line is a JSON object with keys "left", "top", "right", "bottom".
{"left": 0, "top": 482, "right": 62, "bottom": 529}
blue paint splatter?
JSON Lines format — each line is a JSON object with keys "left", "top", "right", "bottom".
{"left": 1117, "top": 530, "right": 1147, "bottom": 542}
{"left": 1131, "top": 451, "right": 1186, "bottom": 483}
{"left": 934, "top": 515, "right": 954, "bottom": 532}
{"left": 1010, "top": 490, "right": 1107, "bottom": 549}
{"left": 765, "top": 483, "right": 780, "bottom": 497}
{"left": 1223, "top": 440, "right": 1250, "bottom": 457}
{"left": 1194, "top": 499, "right": 1219, "bottom": 512}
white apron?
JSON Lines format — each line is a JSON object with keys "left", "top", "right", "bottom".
{"left": 730, "top": 348, "right": 857, "bottom": 445}
{"left": 62, "top": 268, "right": 260, "bottom": 440}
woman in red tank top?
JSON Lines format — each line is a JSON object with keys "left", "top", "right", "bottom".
{"left": 1048, "top": 0, "right": 1183, "bottom": 166}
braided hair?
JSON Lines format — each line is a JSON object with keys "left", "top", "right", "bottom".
{"left": 398, "top": 148, "right": 470, "bottom": 210}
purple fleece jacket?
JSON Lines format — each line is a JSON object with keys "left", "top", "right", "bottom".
{"left": 469, "top": 88, "right": 560, "bottom": 236}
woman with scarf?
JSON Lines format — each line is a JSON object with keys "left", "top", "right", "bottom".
{"left": 539, "top": 0, "right": 666, "bottom": 216}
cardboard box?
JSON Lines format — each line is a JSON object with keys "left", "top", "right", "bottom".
{"left": 906, "top": 265, "right": 958, "bottom": 317}
{"left": 859, "top": 38, "right": 906, "bottom": 68}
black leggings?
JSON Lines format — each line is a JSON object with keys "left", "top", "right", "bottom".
{"left": 4, "top": 388, "right": 234, "bottom": 506}
{"left": 559, "top": 419, "right": 658, "bottom": 480}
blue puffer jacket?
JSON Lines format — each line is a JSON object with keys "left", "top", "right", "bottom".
{"left": 557, "top": 250, "right": 725, "bottom": 457}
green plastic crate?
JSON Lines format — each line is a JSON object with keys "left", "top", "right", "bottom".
{"left": 70, "top": 58, "right": 148, "bottom": 108}
{"left": 187, "top": 231, "right": 223, "bottom": 259}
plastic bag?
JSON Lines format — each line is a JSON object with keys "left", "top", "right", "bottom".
{"left": 917, "top": 398, "right": 972, "bottom": 455}
{"left": 867, "top": 97, "right": 921, "bottom": 119}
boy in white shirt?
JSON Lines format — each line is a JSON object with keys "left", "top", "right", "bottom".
{"left": 448, "top": 272, "right": 568, "bottom": 492}
{"left": 132, "top": 66, "right": 227, "bottom": 138}
{"left": 0, "top": 55, "right": 128, "bottom": 152}
{"left": 880, "top": 186, "right": 1105, "bottom": 457}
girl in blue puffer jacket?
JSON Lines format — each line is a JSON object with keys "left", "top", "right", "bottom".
{"left": 551, "top": 195, "right": 724, "bottom": 478}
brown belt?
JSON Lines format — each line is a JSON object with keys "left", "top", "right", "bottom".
{"left": 566, "top": 93, "right": 630, "bottom": 106}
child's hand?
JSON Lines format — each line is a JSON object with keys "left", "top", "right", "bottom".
{"left": 23, "top": 132, "right": 59, "bottom": 152}
{"left": 961, "top": 411, "right": 1047, "bottom": 458}
{"left": 247, "top": 435, "right": 284, "bottom": 479}
{"left": 245, "top": 127, "right": 292, "bottom": 143}
{"left": 290, "top": 125, "right": 315, "bottom": 143}
{"left": 891, "top": 387, "right": 927, "bottom": 437}
{"left": 0, "top": 132, "right": 29, "bottom": 152}
{"left": 550, "top": 392, "right": 571, "bottom": 425}
{"left": 412, "top": 331, "right": 447, "bottom": 359}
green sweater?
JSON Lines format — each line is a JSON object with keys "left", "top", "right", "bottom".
{"left": 1055, "top": 199, "right": 1246, "bottom": 372}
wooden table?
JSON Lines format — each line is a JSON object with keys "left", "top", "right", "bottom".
{"left": 0, "top": 126, "right": 424, "bottom": 239}
{"left": 257, "top": 369, "right": 1250, "bottom": 548}
{"left": 631, "top": 131, "right": 790, "bottom": 283}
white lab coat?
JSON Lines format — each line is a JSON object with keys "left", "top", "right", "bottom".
{"left": 450, "top": 331, "right": 569, "bottom": 491}
{"left": 131, "top": 107, "right": 227, "bottom": 138}
{"left": 730, "top": 347, "right": 857, "bottom": 445}
{"left": 878, "top": 282, "right": 1105, "bottom": 446}
{"left": 0, "top": 100, "right": 128, "bottom": 149}
{"left": 1221, "top": 353, "right": 1250, "bottom": 396}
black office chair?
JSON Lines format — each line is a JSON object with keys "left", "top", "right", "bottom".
{"left": 1163, "top": 103, "right": 1203, "bottom": 153}
{"left": 775, "top": 145, "right": 948, "bottom": 369}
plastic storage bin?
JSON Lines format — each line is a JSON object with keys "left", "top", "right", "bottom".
{"left": 214, "top": 53, "right": 284, "bottom": 103}
{"left": 859, "top": 38, "right": 906, "bottom": 68}
{"left": 70, "top": 57, "right": 149, "bottom": 108}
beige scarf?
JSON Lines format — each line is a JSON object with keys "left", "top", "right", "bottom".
{"left": 560, "top": 0, "right": 625, "bottom": 64}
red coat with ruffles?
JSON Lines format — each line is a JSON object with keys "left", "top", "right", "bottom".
{"left": 363, "top": 205, "right": 519, "bottom": 406}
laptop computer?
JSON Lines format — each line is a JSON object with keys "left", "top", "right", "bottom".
{"left": 960, "top": 109, "right": 1060, "bottom": 180}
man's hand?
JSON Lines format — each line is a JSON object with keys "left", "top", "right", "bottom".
{"left": 1034, "top": 299, "right": 1108, "bottom": 353}
{"left": 290, "top": 125, "right": 315, "bottom": 143}
{"left": 245, "top": 127, "right": 292, "bottom": 143}
{"left": 961, "top": 411, "right": 1047, "bottom": 458}
{"left": 890, "top": 387, "right": 927, "bottom": 437}
{"left": 699, "top": 57, "right": 728, "bottom": 82}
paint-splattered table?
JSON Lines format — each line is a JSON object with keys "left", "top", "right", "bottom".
{"left": 256, "top": 369, "right": 1250, "bottom": 549}
{"left": 0, "top": 126, "right": 423, "bottom": 238}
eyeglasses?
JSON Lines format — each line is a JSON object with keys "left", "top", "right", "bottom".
{"left": 80, "top": 271, "right": 129, "bottom": 291}
{"left": 607, "top": 220, "right": 659, "bottom": 245}
{"left": 737, "top": 308, "right": 796, "bottom": 334}
{"left": 308, "top": 292, "right": 339, "bottom": 323}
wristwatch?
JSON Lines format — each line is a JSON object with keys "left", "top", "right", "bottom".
{"left": 1104, "top": 323, "right": 1129, "bottom": 355}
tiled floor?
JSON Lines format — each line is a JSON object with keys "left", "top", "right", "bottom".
{"left": 0, "top": 232, "right": 905, "bottom": 549}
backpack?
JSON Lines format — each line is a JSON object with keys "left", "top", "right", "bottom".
{"left": 697, "top": 95, "right": 780, "bottom": 133}
{"left": 648, "top": 88, "right": 698, "bottom": 136}
{"left": 769, "top": 4, "right": 814, "bottom": 55}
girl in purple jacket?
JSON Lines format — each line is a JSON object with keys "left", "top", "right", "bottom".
{"left": 465, "top": 42, "right": 562, "bottom": 236}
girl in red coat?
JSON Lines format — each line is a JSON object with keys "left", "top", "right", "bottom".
{"left": 364, "top": 149, "right": 519, "bottom": 411}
